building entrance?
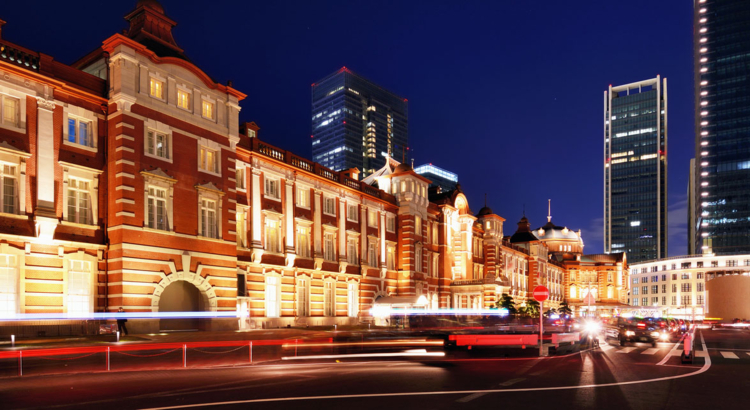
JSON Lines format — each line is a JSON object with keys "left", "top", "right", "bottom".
{"left": 158, "top": 281, "right": 205, "bottom": 331}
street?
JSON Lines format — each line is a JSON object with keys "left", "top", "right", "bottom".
{"left": 2, "top": 329, "right": 749, "bottom": 409}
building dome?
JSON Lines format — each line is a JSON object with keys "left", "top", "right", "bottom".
{"left": 394, "top": 163, "right": 413, "bottom": 173}
{"left": 477, "top": 206, "right": 493, "bottom": 217}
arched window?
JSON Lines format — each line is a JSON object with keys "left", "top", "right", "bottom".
{"left": 570, "top": 285, "right": 577, "bottom": 299}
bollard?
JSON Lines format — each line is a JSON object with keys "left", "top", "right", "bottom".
{"left": 681, "top": 330, "right": 693, "bottom": 364}
{"left": 116, "top": 331, "right": 120, "bottom": 343}
{"left": 183, "top": 344, "right": 187, "bottom": 368}
{"left": 107, "top": 347, "right": 110, "bottom": 371}
{"left": 18, "top": 351, "right": 22, "bottom": 376}
{"left": 249, "top": 341, "right": 253, "bottom": 363}
{"left": 11, "top": 334, "right": 14, "bottom": 347}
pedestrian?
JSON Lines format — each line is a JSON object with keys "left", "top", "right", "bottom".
{"left": 117, "top": 307, "right": 128, "bottom": 336}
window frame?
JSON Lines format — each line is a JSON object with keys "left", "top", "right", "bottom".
{"left": 145, "top": 129, "right": 172, "bottom": 162}
{"left": 0, "top": 162, "right": 19, "bottom": 215}
{"left": 324, "top": 280, "right": 336, "bottom": 317}
{"left": 149, "top": 76, "right": 166, "bottom": 101}
{"left": 347, "top": 204, "right": 359, "bottom": 223}
{"left": 296, "top": 222, "right": 312, "bottom": 258}
{"left": 201, "top": 99, "right": 215, "bottom": 120}
{"left": 199, "top": 198, "right": 219, "bottom": 239}
{"left": 176, "top": 88, "right": 192, "bottom": 111}
{"left": 198, "top": 145, "right": 220, "bottom": 175}
{"left": 0, "top": 94, "right": 21, "bottom": 129}
{"left": 386, "top": 215, "right": 396, "bottom": 233}
{"left": 264, "top": 177, "right": 281, "bottom": 201}
{"left": 296, "top": 186, "right": 311, "bottom": 209}
{"left": 323, "top": 196, "right": 336, "bottom": 216}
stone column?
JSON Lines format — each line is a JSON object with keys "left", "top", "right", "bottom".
{"left": 250, "top": 168, "right": 263, "bottom": 263}
{"left": 34, "top": 97, "right": 58, "bottom": 241}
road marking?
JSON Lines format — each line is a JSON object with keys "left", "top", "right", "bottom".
{"left": 747, "top": 353, "right": 750, "bottom": 358}
{"left": 641, "top": 348, "right": 659, "bottom": 355}
{"left": 616, "top": 347, "right": 637, "bottom": 354}
{"left": 720, "top": 351, "right": 739, "bottom": 359}
{"left": 599, "top": 345, "right": 614, "bottom": 351}
{"left": 140, "top": 347, "right": 713, "bottom": 410}
{"left": 498, "top": 378, "right": 526, "bottom": 387}
{"left": 657, "top": 334, "right": 686, "bottom": 366}
{"left": 456, "top": 377, "right": 527, "bottom": 402}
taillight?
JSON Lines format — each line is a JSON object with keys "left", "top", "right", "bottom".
{"left": 637, "top": 323, "right": 646, "bottom": 329}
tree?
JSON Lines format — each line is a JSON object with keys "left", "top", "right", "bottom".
{"left": 544, "top": 308, "right": 557, "bottom": 318}
{"left": 524, "top": 299, "right": 540, "bottom": 318}
{"left": 496, "top": 293, "right": 517, "bottom": 316}
{"left": 558, "top": 301, "right": 572, "bottom": 317}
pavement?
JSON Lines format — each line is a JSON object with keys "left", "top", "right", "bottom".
{"left": 4, "top": 328, "right": 749, "bottom": 409}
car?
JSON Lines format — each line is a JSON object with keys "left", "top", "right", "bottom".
{"left": 604, "top": 317, "right": 667, "bottom": 347}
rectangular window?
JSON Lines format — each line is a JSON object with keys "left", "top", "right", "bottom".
{"left": 662, "top": 274, "right": 667, "bottom": 281}
{"left": 323, "top": 196, "right": 336, "bottom": 216}
{"left": 662, "top": 284, "right": 666, "bottom": 293}
{"left": 633, "top": 298, "right": 639, "bottom": 306}
{"left": 632, "top": 277, "right": 638, "bottom": 284}
{"left": 0, "top": 254, "right": 18, "bottom": 318}
{"left": 67, "top": 117, "right": 93, "bottom": 147}
{"left": 633, "top": 287, "right": 639, "bottom": 296}
{"left": 1, "top": 164, "right": 17, "bottom": 214}
{"left": 199, "top": 146, "right": 218, "bottom": 173}
{"left": 662, "top": 296, "right": 666, "bottom": 305}
{"left": 697, "top": 295, "right": 704, "bottom": 305}
{"left": 608, "top": 272, "right": 613, "bottom": 282}
{"left": 652, "top": 297, "right": 658, "bottom": 305}
{"left": 672, "top": 296, "right": 677, "bottom": 305}
{"left": 728, "top": 260, "right": 737, "bottom": 267}
{"left": 236, "top": 209, "right": 247, "bottom": 247}
{"left": 67, "top": 260, "right": 91, "bottom": 316}
{"left": 297, "top": 278, "right": 309, "bottom": 317}
{"left": 324, "top": 232, "right": 336, "bottom": 261}
{"left": 296, "top": 187, "right": 310, "bottom": 208}
{"left": 347, "top": 204, "right": 358, "bottom": 222}
{"left": 642, "top": 286, "right": 647, "bottom": 295}
{"left": 681, "top": 283, "right": 691, "bottom": 292}
{"left": 235, "top": 167, "right": 245, "bottom": 190}
{"left": 368, "top": 209, "right": 378, "bottom": 228}
{"left": 264, "top": 178, "right": 280, "bottom": 200}
{"left": 415, "top": 216, "right": 422, "bottom": 237}
{"left": 202, "top": 100, "right": 215, "bottom": 119}
{"left": 697, "top": 282, "right": 704, "bottom": 292}
{"left": 682, "top": 295, "right": 691, "bottom": 306}
{"left": 386, "top": 245, "right": 396, "bottom": 270}
{"left": 697, "top": 261, "right": 704, "bottom": 268}
{"left": 67, "top": 178, "right": 91, "bottom": 224}
{"left": 297, "top": 226, "right": 311, "bottom": 258}
{"left": 324, "top": 281, "right": 335, "bottom": 317}
{"left": 347, "top": 283, "right": 358, "bottom": 318}
{"left": 672, "top": 273, "right": 677, "bottom": 280}
{"left": 681, "top": 273, "right": 690, "bottom": 280}
{"left": 347, "top": 237, "right": 358, "bottom": 265}
{"left": 177, "top": 89, "right": 191, "bottom": 110}
{"left": 432, "top": 222, "right": 438, "bottom": 243}
{"left": 711, "top": 260, "right": 718, "bottom": 267}
{"left": 237, "top": 273, "right": 247, "bottom": 297}
{"left": 386, "top": 215, "right": 396, "bottom": 232}
{"left": 147, "top": 187, "right": 168, "bottom": 231}
{"left": 652, "top": 285, "right": 658, "bottom": 294}
{"left": 265, "top": 276, "right": 280, "bottom": 318}
{"left": 697, "top": 272, "right": 703, "bottom": 279}
{"left": 146, "top": 131, "right": 170, "bottom": 159}
{"left": 651, "top": 266, "right": 658, "bottom": 273}
{"left": 672, "top": 283, "right": 677, "bottom": 292}
{"left": 368, "top": 241, "right": 377, "bottom": 267}
{"left": 265, "top": 219, "right": 280, "bottom": 253}
{"left": 200, "top": 199, "right": 217, "bottom": 238}
{"left": 651, "top": 276, "right": 658, "bottom": 282}
{"left": 149, "top": 77, "right": 164, "bottom": 99}
{"left": 415, "top": 246, "right": 422, "bottom": 272}
{"left": 1, "top": 95, "right": 20, "bottom": 127}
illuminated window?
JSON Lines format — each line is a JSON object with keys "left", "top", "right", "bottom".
{"left": 324, "top": 231, "right": 336, "bottom": 261}
{"left": 235, "top": 166, "right": 245, "bottom": 190}
{"left": 347, "top": 204, "right": 359, "bottom": 222}
{"left": 415, "top": 216, "right": 422, "bottom": 237}
{"left": 67, "top": 260, "right": 91, "bottom": 316}
{"left": 67, "top": 178, "right": 92, "bottom": 224}
{"left": 202, "top": 99, "right": 215, "bottom": 119}
{"left": 265, "top": 276, "right": 280, "bottom": 318}
{"left": 296, "top": 225, "right": 311, "bottom": 258}
{"left": 177, "top": 89, "right": 191, "bottom": 110}
{"left": 415, "top": 245, "right": 422, "bottom": 272}
{"left": 200, "top": 199, "right": 218, "bottom": 238}
{"left": 296, "top": 187, "right": 310, "bottom": 208}
{"left": 323, "top": 196, "right": 336, "bottom": 216}
{"left": 264, "top": 178, "right": 280, "bottom": 200}
{"left": 199, "top": 146, "right": 219, "bottom": 174}
{"left": 67, "top": 117, "right": 93, "bottom": 147}
{"left": 368, "top": 209, "right": 378, "bottom": 228}
{"left": 146, "top": 130, "right": 170, "bottom": 160}
{"left": 296, "top": 278, "right": 309, "bottom": 317}
{"left": 0, "top": 254, "right": 18, "bottom": 318}
{"left": 149, "top": 77, "right": 164, "bottom": 99}
{"left": 265, "top": 218, "right": 281, "bottom": 253}
{"left": 386, "top": 215, "right": 396, "bottom": 232}
{"left": 236, "top": 208, "right": 247, "bottom": 248}
{"left": 347, "top": 237, "right": 358, "bottom": 265}
{"left": 386, "top": 245, "right": 396, "bottom": 270}
{"left": 1, "top": 95, "right": 20, "bottom": 127}
{"left": 368, "top": 240, "right": 377, "bottom": 267}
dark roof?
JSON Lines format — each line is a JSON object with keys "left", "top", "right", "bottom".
{"left": 477, "top": 206, "right": 493, "bottom": 217}
{"left": 394, "top": 163, "right": 413, "bottom": 173}
{"left": 510, "top": 231, "right": 538, "bottom": 243}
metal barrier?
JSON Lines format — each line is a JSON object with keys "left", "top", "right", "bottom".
{"left": 449, "top": 334, "right": 538, "bottom": 349}
{"left": 551, "top": 332, "right": 580, "bottom": 347}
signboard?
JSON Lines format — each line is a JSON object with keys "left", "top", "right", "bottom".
{"left": 533, "top": 285, "right": 549, "bottom": 302}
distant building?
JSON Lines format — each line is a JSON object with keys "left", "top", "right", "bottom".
{"left": 692, "top": 0, "right": 750, "bottom": 255}
{"left": 604, "top": 76, "right": 668, "bottom": 264}
{"left": 311, "top": 68, "right": 408, "bottom": 177}
{"left": 414, "top": 163, "right": 458, "bottom": 192}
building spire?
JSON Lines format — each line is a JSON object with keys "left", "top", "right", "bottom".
{"left": 484, "top": 193, "right": 487, "bottom": 207}
{"left": 547, "top": 199, "right": 552, "bottom": 223}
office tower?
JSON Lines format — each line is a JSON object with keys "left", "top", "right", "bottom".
{"left": 311, "top": 67, "right": 408, "bottom": 177}
{"left": 414, "top": 163, "right": 458, "bottom": 192}
{"left": 604, "top": 76, "right": 668, "bottom": 263}
{"left": 693, "top": 0, "right": 750, "bottom": 255}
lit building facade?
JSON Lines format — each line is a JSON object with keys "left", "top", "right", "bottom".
{"left": 0, "top": 1, "right": 627, "bottom": 332}
{"left": 311, "top": 68, "right": 408, "bottom": 176}
{"left": 604, "top": 76, "right": 668, "bottom": 264}
{"left": 414, "top": 163, "right": 458, "bottom": 193}
{"left": 693, "top": 0, "right": 750, "bottom": 255}
{"left": 628, "top": 254, "right": 750, "bottom": 319}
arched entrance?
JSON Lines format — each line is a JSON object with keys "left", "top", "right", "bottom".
{"left": 158, "top": 281, "right": 206, "bottom": 331}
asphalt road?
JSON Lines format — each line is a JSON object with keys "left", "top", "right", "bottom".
{"left": 2, "top": 329, "right": 749, "bottom": 410}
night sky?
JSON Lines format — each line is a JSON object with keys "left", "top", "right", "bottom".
{"left": 0, "top": 0, "right": 694, "bottom": 257}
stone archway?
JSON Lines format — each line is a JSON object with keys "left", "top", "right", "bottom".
{"left": 151, "top": 272, "right": 218, "bottom": 331}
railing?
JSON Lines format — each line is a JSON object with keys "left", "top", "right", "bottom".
{"left": 0, "top": 41, "right": 40, "bottom": 71}
{"left": 246, "top": 138, "right": 397, "bottom": 204}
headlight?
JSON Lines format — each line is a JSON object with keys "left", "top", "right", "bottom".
{"left": 625, "top": 330, "right": 635, "bottom": 336}
{"left": 585, "top": 322, "right": 601, "bottom": 333}
{"left": 660, "top": 333, "right": 670, "bottom": 341}
{"left": 573, "top": 323, "right": 580, "bottom": 329}
{"left": 651, "top": 331, "right": 660, "bottom": 338}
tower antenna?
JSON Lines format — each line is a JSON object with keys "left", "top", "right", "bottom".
{"left": 547, "top": 199, "right": 552, "bottom": 223}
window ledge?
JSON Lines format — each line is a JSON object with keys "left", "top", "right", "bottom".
{"left": 62, "top": 140, "right": 98, "bottom": 153}
{"left": 264, "top": 251, "right": 284, "bottom": 257}
{"left": 199, "top": 168, "right": 222, "bottom": 177}
{"left": 144, "top": 152, "right": 173, "bottom": 164}
{"left": 0, "top": 212, "right": 28, "bottom": 220}
{"left": 0, "top": 123, "right": 25, "bottom": 133}
{"left": 201, "top": 115, "right": 216, "bottom": 122}
{"left": 60, "top": 220, "right": 98, "bottom": 229}
{"left": 143, "top": 226, "right": 175, "bottom": 235}
{"left": 264, "top": 195, "right": 281, "bottom": 202}
{"left": 323, "top": 212, "right": 337, "bottom": 217}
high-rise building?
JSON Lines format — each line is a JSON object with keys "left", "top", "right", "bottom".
{"left": 693, "top": 0, "right": 750, "bottom": 255}
{"left": 414, "top": 163, "right": 458, "bottom": 192}
{"left": 604, "top": 76, "right": 668, "bottom": 264}
{"left": 311, "top": 68, "right": 408, "bottom": 177}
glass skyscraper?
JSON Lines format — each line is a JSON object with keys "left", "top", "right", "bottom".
{"left": 414, "top": 164, "right": 458, "bottom": 192}
{"left": 604, "top": 76, "right": 668, "bottom": 264}
{"left": 693, "top": 0, "right": 750, "bottom": 255}
{"left": 311, "top": 68, "right": 408, "bottom": 176}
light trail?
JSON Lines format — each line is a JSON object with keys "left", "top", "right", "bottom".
{"left": 282, "top": 340, "right": 444, "bottom": 348}
{"left": 281, "top": 349, "right": 445, "bottom": 360}
{"left": 0, "top": 311, "right": 239, "bottom": 321}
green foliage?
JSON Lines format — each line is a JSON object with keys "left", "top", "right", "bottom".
{"left": 544, "top": 308, "right": 557, "bottom": 318}
{"left": 524, "top": 299, "right": 540, "bottom": 318}
{"left": 558, "top": 301, "right": 572, "bottom": 316}
{"left": 496, "top": 293, "right": 517, "bottom": 315}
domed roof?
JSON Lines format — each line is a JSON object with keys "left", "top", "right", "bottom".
{"left": 477, "top": 206, "right": 493, "bottom": 217}
{"left": 533, "top": 220, "right": 579, "bottom": 241}
{"left": 393, "top": 163, "right": 413, "bottom": 173}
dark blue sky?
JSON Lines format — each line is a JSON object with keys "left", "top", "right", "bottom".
{"left": 0, "top": 0, "right": 694, "bottom": 257}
